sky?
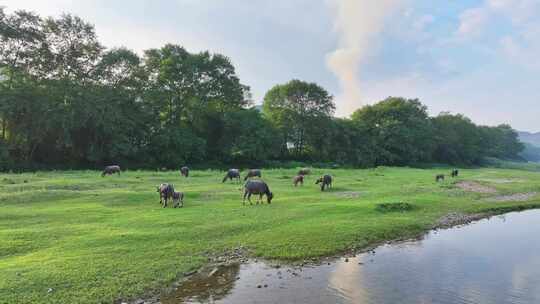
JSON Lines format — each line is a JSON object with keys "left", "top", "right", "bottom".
{"left": 1, "top": 0, "right": 539, "bottom": 131}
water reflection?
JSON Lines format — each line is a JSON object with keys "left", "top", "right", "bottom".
{"left": 164, "top": 209, "right": 540, "bottom": 304}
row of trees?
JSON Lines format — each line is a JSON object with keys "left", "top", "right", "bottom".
{"left": 0, "top": 9, "right": 524, "bottom": 170}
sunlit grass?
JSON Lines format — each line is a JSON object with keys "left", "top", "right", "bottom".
{"left": 1, "top": 167, "right": 540, "bottom": 303}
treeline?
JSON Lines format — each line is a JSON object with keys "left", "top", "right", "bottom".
{"left": 0, "top": 9, "right": 524, "bottom": 170}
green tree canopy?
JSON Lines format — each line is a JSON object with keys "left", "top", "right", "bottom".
{"left": 263, "top": 79, "right": 335, "bottom": 158}
{"left": 351, "top": 97, "right": 434, "bottom": 165}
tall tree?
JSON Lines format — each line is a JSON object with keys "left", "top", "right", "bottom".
{"left": 351, "top": 97, "right": 434, "bottom": 165}
{"left": 263, "top": 79, "right": 335, "bottom": 158}
{"left": 0, "top": 8, "right": 45, "bottom": 141}
{"left": 432, "top": 113, "right": 483, "bottom": 165}
{"left": 143, "top": 44, "right": 249, "bottom": 163}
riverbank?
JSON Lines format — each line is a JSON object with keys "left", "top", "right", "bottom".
{"left": 1, "top": 167, "right": 540, "bottom": 304}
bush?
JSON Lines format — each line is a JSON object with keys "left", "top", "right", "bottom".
{"left": 375, "top": 202, "right": 414, "bottom": 213}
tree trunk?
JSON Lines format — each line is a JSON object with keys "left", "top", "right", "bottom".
{"left": 1, "top": 119, "right": 5, "bottom": 140}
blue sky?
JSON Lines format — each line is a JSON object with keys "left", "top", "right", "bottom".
{"left": 2, "top": 0, "right": 539, "bottom": 131}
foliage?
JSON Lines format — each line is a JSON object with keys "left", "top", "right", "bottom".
{"left": 375, "top": 202, "right": 414, "bottom": 213}
{"left": 0, "top": 9, "right": 526, "bottom": 169}
{"left": 351, "top": 97, "right": 434, "bottom": 166}
{"left": 263, "top": 79, "right": 335, "bottom": 158}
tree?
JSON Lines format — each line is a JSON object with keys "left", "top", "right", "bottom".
{"left": 431, "top": 113, "right": 483, "bottom": 165}
{"left": 479, "top": 124, "right": 523, "bottom": 160}
{"left": 351, "top": 97, "right": 434, "bottom": 165}
{"left": 221, "top": 108, "right": 280, "bottom": 163}
{"left": 263, "top": 79, "right": 335, "bottom": 158}
{"left": 143, "top": 44, "right": 249, "bottom": 161}
{"left": 0, "top": 9, "right": 527, "bottom": 170}
{"left": 0, "top": 8, "right": 45, "bottom": 141}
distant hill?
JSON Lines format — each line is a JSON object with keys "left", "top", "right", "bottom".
{"left": 518, "top": 131, "right": 540, "bottom": 147}
{"left": 521, "top": 143, "right": 540, "bottom": 162}
{"left": 519, "top": 131, "right": 540, "bottom": 162}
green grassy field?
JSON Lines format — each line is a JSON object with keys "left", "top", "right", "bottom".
{"left": 1, "top": 167, "right": 540, "bottom": 304}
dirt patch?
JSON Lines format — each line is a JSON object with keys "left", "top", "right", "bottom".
{"left": 456, "top": 181, "right": 497, "bottom": 194}
{"left": 487, "top": 192, "right": 538, "bottom": 203}
{"left": 477, "top": 178, "right": 524, "bottom": 184}
{"left": 335, "top": 191, "right": 363, "bottom": 199}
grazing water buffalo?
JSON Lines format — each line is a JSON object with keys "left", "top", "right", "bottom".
{"left": 222, "top": 169, "right": 241, "bottom": 183}
{"left": 243, "top": 180, "right": 273, "bottom": 205}
{"left": 102, "top": 165, "right": 121, "bottom": 177}
{"left": 315, "top": 174, "right": 332, "bottom": 191}
{"left": 172, "top": 191, "right": 184, "bottom": 208}
{"left": 157, "top": 183, "right": 175, "bottom": 208}
{"left": 298, "top": 168, "right": 311, "bottom": 176}
{"left": 293, "top": 175, "right": 304, "bottom": 187}
{"left": 451, "top": 169, "right": 459, "bottom": 178}
{"left": 244, "top": 169, "right": 262, "bottom": 181}
{"left": 436, "top": 174, "right": 445, "bottom": 182}
{"left": 180, "top": 166, "right": 190, "bottom": 178}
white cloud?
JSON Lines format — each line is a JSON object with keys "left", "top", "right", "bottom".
{"left": 487, "top": 0, "right": 540, "bottom": 23}
{"left": 457, "top": 7, "right": 490, "bottom": 38}
{"left": 457, "top": 0, "right": 540, "bottom": 39}
{"left": 500, "top": 26, "right": 540, "bottom": 69}
{"left": 326, "top": 0, "right": 408, "bottom": 116}
{"left": 413, "top": 14, "right": 435, "bottom": 32}
{"left": 454, "top": 0, "right": 540, "bottom": 71}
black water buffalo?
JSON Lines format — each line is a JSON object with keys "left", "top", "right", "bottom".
{"left": 244, "top": 169, "right": 262, "bottom": 181}
{"left": 243, "top": 180, "right": 273, "bottom": 205}
{"left": 298, "top": 168, "right": 311, "bottom": 176}
{"left": 172, "top": 191, "right": 184, "bottom": 208}
{"left": 157, "top": 183, "right": 175, "bottom": 208}
{"left": 436, "top": 174, "right": 445, "bottom": 182}
{"left": 102, "top": 165, "right": 121, "bottom": 177}
{"left": 180, "top": 166, "right": 190, "bottom": 178}
{"left": 222, "top": 169, "right": 241, "bottom": 183}
{"left": 293, "top": 175, "right": 304, "bottom": 187}
{"left": 315, "top": 174, "right": 332, "bottom": 191}
{"left": 451, "top": 169, "right": 459, "bottom": 178}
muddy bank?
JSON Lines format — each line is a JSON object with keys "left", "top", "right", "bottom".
{"left": 433, "top": 212, "right": 493, "bottom": 229}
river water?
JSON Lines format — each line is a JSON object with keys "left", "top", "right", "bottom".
{"left": 162, "top": 209, "right": 540, "bottom": 304}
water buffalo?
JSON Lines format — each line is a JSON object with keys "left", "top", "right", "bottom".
{"left": 102, "top": 165, "right": 121, "bottom": 177}
{"left": 243, "top": 180, "right": 273, "bottom": 205}
{"left": 436, "top": 174, "right": 445, "bottom": 182}
{"left": 157, "top": 183, "right": 175, "bottom": 208}
{"left": 298, "top": 168, "right": 311, "bottom": 176}
{"left": 451, "top": 169, "right": 459, "bottom": 178}
{"left": 244, "top": 169, "right": 262, "bottom": 181}
{"left": 293, "top": 175, "right": 304, "bottom": 187}
{"left": 172, "top": 191, "right": 184, "bottom": 208}
{"left": 222, "top": 169, "right": 241, "bottom": 183}
{"left": 180, "top": 166, "right": 190, "bottom": 178}
{"left": 315, "top": 174, "right": 332, "bottom": 191}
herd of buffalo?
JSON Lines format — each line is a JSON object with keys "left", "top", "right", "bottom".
{"left": 100, "top": 165, "right": 459, "bottom": 208}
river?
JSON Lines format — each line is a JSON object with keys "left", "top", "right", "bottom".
{"left": 162, "top": 209, "right": 540, "bottom": 304}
